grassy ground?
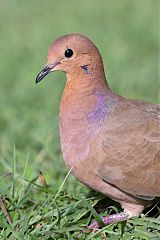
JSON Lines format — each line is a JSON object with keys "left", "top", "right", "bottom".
{"left": 0, "top": 0, "right": 159, "bottom": 239}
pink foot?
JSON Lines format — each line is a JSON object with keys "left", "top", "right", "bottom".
{"left": 88, "top": 212, "right": 128, "bottom": 231}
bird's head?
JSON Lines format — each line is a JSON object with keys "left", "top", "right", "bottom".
{"left": 36, "top": 33, "right": 104, "bottom": 83}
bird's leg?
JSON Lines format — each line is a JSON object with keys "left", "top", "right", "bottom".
{"left": 88, "top": 212, "right": 128, "bottom": 230}
{"left": 88, "top": 201, "right": 145, "bottom": 230}
{"left": 0, "top": 195, "right": 12, "bottom": 225}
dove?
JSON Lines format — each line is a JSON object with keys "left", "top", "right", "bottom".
{"left": 36, "top": 33, "right": 160, "bottom": 229}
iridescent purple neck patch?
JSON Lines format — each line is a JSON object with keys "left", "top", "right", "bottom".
{"left": 87, "top": 90, "right": 112, "bottom": 124}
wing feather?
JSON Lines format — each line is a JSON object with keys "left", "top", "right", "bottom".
{"left": 99, "top": 97, "right": 160, "bottom": 198}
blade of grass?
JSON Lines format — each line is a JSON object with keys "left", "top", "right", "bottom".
{"left": 82, "top": 198, "right": 104, "bottom": 227}
{"left": 12, "top": 145, "right": 16, "bottom": 199}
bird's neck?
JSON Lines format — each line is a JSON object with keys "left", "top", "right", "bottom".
{"left": 60, "top": 71, "right": 109, "bottom": 121}
{"left": 59, "top": 71, "right": 112, "bottom": 168}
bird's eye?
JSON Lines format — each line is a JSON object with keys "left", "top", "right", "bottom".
{"left": 64, "top": 49, "right": 73, "bottom": 58}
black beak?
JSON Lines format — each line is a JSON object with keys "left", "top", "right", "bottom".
{"left": 35, "top": 63, "right": 57, "bottom": 84}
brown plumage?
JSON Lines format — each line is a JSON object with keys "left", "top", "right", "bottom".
{"left": 36, "top": 33, "right": 160, "bottom": 228}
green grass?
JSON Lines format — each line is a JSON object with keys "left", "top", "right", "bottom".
{"left": 0, "top": 0, "right": 159, "bottom": 239}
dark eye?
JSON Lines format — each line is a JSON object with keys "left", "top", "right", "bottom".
{"left": 65, "top": 49, "right": 73, "bottom": 58}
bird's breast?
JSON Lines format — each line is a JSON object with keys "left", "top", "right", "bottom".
{"left": 59, "top": 110, "right": 96, "bottom": 169}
